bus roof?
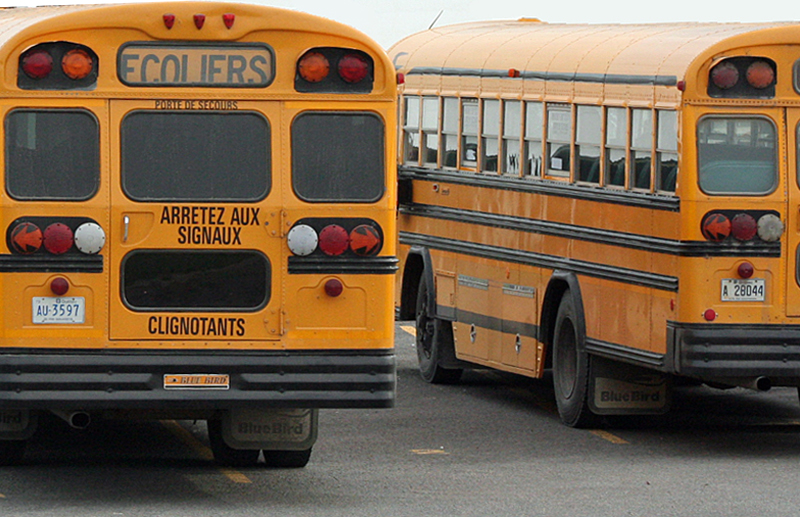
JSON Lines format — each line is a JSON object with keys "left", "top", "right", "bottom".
{"left": 0, "top": 2, "right": 384, "bottom": 55}
{"left": 389, "top": 19, "right": 800, "bottom": 104}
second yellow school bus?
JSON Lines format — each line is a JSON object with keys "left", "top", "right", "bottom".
{"left": 0, "top": 2, "right": 397, "bottom": 466}
{"left": 391, "top": 19, "right": 800, "bottom": 426}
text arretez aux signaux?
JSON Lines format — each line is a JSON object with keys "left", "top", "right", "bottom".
{"left": 160, "top": 205, "right": 261, "bottom": 245}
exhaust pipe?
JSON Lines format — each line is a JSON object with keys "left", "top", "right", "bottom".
{"left": 52, "top": 410, "right": 92, "bottom": 429}
{"left": 705, "top": 377, "right": 772, "bottom": 392}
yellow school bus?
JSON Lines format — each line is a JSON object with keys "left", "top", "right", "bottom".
{"left": 391, "top": 20, "right": 800, "bottom": 427}
{"left": 0, "top": 2, "right": 397, "bottom": 466}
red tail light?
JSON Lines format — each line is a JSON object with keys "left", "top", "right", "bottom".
{"left": 43, "top": 223, "right": 74, "bottom": 255}
{"left": 318, "top": 225, "right": 349, "bottom": 256}
{"left": 21, "top": 50, "right": 53, "bottom": 79}
{"left": 338, "top": 53, "right": 369, "bottom": 83}
{"left": 731, "top": 213, "right": 757, "bottom": 241}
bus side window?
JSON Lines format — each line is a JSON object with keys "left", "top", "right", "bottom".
{"left": 576, "top": 105, "right": 602, "bottom": 184}
{"left": 524, "top": 102, "right": 543, "bottom": 178}
{"left": 442, "top": 97, "right": 459, "bottom": 168}
{"left": 631, "top": 109, "right": 653, "bottom": 191}
{"left": 657, "top": 110, "right": 678, "bottom": 193}
{"left": 503, "top": 100, "right": 522, "bottom": 176}
{"left": 546, "top": 104, "right": 571, "bottom": 178}
{"left": 461, "top": 99, "right": 479, "bottom": 170}
{"left": 421, "top": 96, "right": 439, "bottom": 167}
{"left": 403, "top": 96, "right": 420, "bottom": 165}
{"left": 605, "top": 107, "right": 627, "bottom": 187}
{"left": 482, "top": 99, "right": 500, "bottom": 173}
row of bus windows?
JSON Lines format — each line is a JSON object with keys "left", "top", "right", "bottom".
{"left": 403, "top": 96, "right": 678, "bottom": 193}
{"left": 5, "top": 109, "right": 385, "bottom": 203}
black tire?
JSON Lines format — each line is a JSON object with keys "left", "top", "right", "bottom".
{"left": 0, "top": 440, "right": 25, "bottom": 466}
{"left": 262, "top": 448, "right": 312, "bottom": 468}
{"left": 207, "top": 419, "right": 260, "bottom": 467}
{"left": 552, "top": 289, "right": 598, "bottom": 428}
{"left": 415, "top": 274, "right": 462, "bottom": 384}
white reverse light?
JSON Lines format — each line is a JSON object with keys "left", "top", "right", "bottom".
{"left": 287, "top": 224, "right": 318, "bottom": 256}
{"left": 74, "top": 222, "right": 106, "bottom": 254}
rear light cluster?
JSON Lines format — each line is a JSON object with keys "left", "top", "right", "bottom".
{"left": 701, "top": 210, "right": 784, "bottom": 243}
{"left": 295, "top": 47, "right": 374, "bottom": 93}
{"left": 19, "top": 42, "right": 98, "bottom": 90}
{"left": 708, "top": 56, "right": 776, "bottom": 98}
{"left": 287, "top": 219, "right": 383, "bottom": 258}
{"left": 8, "top": 218, "right": 105, "bottom": 256}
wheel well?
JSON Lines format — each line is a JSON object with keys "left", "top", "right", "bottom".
{"left": 399, "top": 253, "right": 424, "bottom": 320}
{"left": 540, "top": 278, "right": 570, "bottom": 370}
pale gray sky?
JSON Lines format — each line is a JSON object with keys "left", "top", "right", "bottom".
{"left": 1, "top": 0, "right": 797, "bottom": 49}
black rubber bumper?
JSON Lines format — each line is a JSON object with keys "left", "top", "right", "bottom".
{"left": 671, "top": 322, "right": 800, "bottom": 379}
{"left": 0, "top": 350, "right": 395, "bottom": 410}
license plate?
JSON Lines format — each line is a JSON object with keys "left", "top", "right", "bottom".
{"left": 164, "top": 374, "right": 230, "bottom": 390}
{"left": 32, "top": 297, "right": 85, "bottom": 324}
{"left": 721, "top": 278, "right": 765, "bottom": 302}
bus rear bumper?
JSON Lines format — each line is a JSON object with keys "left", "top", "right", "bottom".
{"left": 0, "top": 350, "right": 396, "bottom": 410}
{"left": 671, "top": 322, "right": 800, "bottom": 382}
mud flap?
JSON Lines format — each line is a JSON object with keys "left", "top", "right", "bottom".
{"left": 588, "top": 356, "right": 670, "bottom": 415}
{"left": 221, "top": 408, "right": 317, "bottom": 451}
{"left": 0, "top": 409, "right": 37, "bottom": 440}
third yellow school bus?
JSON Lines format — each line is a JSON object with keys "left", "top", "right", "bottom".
{"left": 391, "top": 20, "right": 800, "bottom": 426}
{"left": 0, "top": 2, "right": 397, "bottom": 465}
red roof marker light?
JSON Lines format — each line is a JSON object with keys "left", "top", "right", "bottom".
{"left": 163, "top": 14, "right": 175, "bottom": 29}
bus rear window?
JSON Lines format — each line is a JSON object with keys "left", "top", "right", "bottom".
{"left": 697, "top": 117, "right": 777, "bottom": 194}
{"left": 292, "top": 112, "right": 384, "bottom": 202}
{"left": 5, "top": 109, "right": 99, "bottom": 200}
{"left": 123, "top": 250, "right": 269, "bottom": 310}
{"left": 121, "top": 111, "right": 270, "bottom": 202}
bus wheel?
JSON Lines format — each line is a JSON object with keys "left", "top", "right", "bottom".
{"left": 552, "top": 290, "right": 598, "bottom": 428}
{"left": 0, "top": 440, "right": 26, "bottom": 466}
{"left": 262, "top": 448, "right": 312, "bottom": 468}
{"left": 415, "top": 275, "right": 462, "bottom": 384}
{"left": 206, "top": 419, "right": 260, "bottom": 467}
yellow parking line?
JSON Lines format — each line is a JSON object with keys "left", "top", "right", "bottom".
{"left": 400, "top": 325, "right": 416, "bottom": 337}
{"left": 589, "top": 429, "right": 629, "bottom": 444}
{"left": 162, "top": 420, "right": 252, "bottom": 484}
{"left": 411, "top": 449, "right": 449, "bottom": 455}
